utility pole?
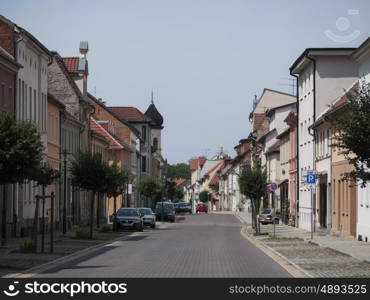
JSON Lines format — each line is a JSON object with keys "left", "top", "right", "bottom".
{"left": 61, "top": 150, "right": 69, "bottom": 235}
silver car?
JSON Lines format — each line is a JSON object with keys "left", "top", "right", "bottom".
{"left": 138, "top": 208, "right": 156, "bottom": 228}
{"left": 258, "top": 208, "right": 280, "bottom": 225}
{"left": 115, "top": 208, "right": 144, "bottom": 231}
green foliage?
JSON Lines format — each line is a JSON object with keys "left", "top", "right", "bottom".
{"left": 138, "top": 176, "right": 162, "bottom": 200}
{"left": 105, "top": 163, "right": 129, "bottom": 198}
{"left": 166, "top": 180, "right": 177, "bottom": 201}
{"left": 199, "top": 190, "right": 210, "bottom": 203}
{"left": 167, "top": 163, "right": 191, "bottom": 180}
{"left": 238, "top": 161, "right": 268, "bottom": 234}
{"left": 73, "top": 228, "right": 90, "bottom": 240}
{"left": 0, "top": 112, "right": 44, "bottom": 185}
{"left": 32, "top": 163, "right": 60, "bottom": 187}
{"left": 331, "top": 82, "right": 370, "bottom": 186}
{"left": 238, "top": 161, "right": 267, "bottom": 212}
{"left": 175, "top": 189, "right": 184, "bottom": 200}
{"left": 71, "top": 152, "right": 106, "bottom": 193}
{"left": 19, "top": 239, "right": 36, "bottom": 253}
{"left": 100, "top": 224, "right": 112, "bottom": 233}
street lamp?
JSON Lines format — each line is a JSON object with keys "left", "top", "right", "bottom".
{"left": 61, "top": 149, "right": 71, "bottom": 235}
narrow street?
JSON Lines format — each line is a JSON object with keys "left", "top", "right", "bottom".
{"left": 35, "top": 213, "right": 290, "bottom": 278}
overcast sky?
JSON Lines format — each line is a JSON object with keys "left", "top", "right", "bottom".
{"left": 2, "top": 0, "right": 370, "bottom": 164}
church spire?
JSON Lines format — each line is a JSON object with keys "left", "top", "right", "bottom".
{"left": 151, "top": 89, "right": 154, "bottom": 104}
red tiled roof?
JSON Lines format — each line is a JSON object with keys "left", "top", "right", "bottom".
{"left": 62, "top": 57, "right": 79, "bottom": 73}
{"left": 90, "top": 117, "right": 124, "bottom": 150}
{"left": 190, "top": 156, "right": 207, "bottom": 171}
{"left": 175, "top": 178, "right": 187, "bottom": 187}
{"left": 109, "top": 107, "right": 151, "bottom": 123}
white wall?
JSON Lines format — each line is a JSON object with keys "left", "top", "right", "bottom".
{"left": 15, "top": 34, "right": 49, "bottom": 221}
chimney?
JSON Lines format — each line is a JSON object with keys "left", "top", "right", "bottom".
{"left": 79, "top": 41, "right": 88, "bottom": 59}
{"left": 77, "top": 41, "right": 88, "bottom": 99}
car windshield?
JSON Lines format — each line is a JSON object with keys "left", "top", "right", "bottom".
{"left": 261, "top": 209, "right": 271, "bottom": 214}
{"left": 117, "top": 209, "right": 139, "bottom": 217}
{"left": 156, "top": 203, "right": 173, "bottom": 211}
{"left": 139, "top": 208, "right": 152, "bottom": 215}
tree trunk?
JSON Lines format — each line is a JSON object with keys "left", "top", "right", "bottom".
{"left": 1, "top": 185, "right": 7, "bottom": 246}
{"left": 96, "top": 192, "right": 100, "bottom": 229}
{"left": 113, "top": 195, "right": 117, "bottom": 232}
{"left": 32, "top": 193, "right": 40, "bottom": 250}
{"left": 251, "top": 197, "right": 259, "bottom": 235}
{"left": 90, "top": 191, "right": 95, "bottom": 239}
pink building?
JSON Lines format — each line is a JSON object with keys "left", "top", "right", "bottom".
{"left": 285, "top": 111, "right": 298, "bottom": 226}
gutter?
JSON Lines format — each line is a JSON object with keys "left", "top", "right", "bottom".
{"left": 290, "top": 71, "right": 299, "bottom": 228}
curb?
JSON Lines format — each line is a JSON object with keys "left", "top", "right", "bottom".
{"left": 234, "top": 212, "right": 311, "bottom": 278}
{"left": 3, "top": 222, "right": 169, "bottom": 278}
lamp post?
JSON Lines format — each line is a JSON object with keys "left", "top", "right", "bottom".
{"left": 61, "top": 149, "right": 70, "bottom": 235}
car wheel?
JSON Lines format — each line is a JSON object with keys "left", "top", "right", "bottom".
{"left": 151, "top": 223, "right": 156, "bottom": 228}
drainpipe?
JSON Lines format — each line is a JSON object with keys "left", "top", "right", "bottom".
{"left": 290, "top": 72, "right": 299, "bottom": 227}
{"left": 307, "top": 55, "right": 317, "bottom": 234}
{"left": 12, "top": 35, "right": 23, "bottom": 237}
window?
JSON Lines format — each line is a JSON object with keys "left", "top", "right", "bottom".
{"left": 34, "top": 89, "right": 36, "bottom": 123}
{"left": 29, "top": 87, "right": 32, "bottom": 120}
{"left": 153, "top": 137, "right": 158, "bottom": 151}
{"left": 22, "top": 81, "right": 25, "bottom": 120}
{"left": 142, "top": 126, "right": 147, "bottom": 142}
{"left": 141, "top": 156, "right": 147, "bottom": 173}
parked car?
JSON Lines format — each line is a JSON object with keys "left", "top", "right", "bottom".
{"left": 138, "top": 207, "right": 156, "bottom": 228}
{"left": 196, "top": 203, "right": 208, "bottom": 213}
{"left": 114, "top": 208, "right": 144, "bottom": 231}
{"left": 155, "top": 202, "right": 175, "bottom": 222}
{"left": 174, "top": 202, "right": 192, "bottom": 214}
{"left": 258, "top": 208, "right": 280, "bottom": 225}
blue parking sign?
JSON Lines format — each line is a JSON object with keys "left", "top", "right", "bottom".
{"left": 306, "top": 174, "right": 316, "bottom": 184}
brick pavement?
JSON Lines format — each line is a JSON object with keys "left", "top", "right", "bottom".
{"left": 33, "top": 213, "right": 291, "bottom": 278}
{"left": 236, "top": 210, "right": 370, "bottom": 277}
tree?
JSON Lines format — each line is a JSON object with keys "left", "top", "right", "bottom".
{"left": 31, "top": 163, "right": 60, "bottom": 252}
{"left": 138, "top": 176, "right": 162, "bottom": 207}
{"left": 105, "top": 163, "right": 129, "bottom": 231}
{"left": 71, "top": 152, "right": 107, "bottom": 239}
{"left": 238, "top": 161, "right": 268, "bottom": 235}
{"left": 199, "top": 190, "right": 210, "bottom": 203}
{"left": 331, "top": 82, "right": 370, "bottom": 186}
{"left": 175, "top": 189, "right": 184, "bottom": 201}
{"left": 0, "top": 112, "right": 44, "bottom": 245}
{"left": 166, "top": 180, "right": 177, "bottom": 201}
{"left": 167, "top": 163, "right": 191, "bottom": 180}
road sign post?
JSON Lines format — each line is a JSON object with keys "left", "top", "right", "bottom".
{"left": 306, "top": 173, "right": 316, "bottom": 240}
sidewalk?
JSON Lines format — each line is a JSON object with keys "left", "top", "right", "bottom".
{"left": 0, "top": 226, "right": 134, "bottom": 277}
{"left": 236, "top": 210, "right": 370, "bottom": 277}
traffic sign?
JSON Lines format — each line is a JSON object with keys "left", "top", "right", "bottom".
{"left": 270, "top": 183, "right": 278, "bottom": 191}
{"left": 306, "top": 174, "right": 316, "bottom": 184}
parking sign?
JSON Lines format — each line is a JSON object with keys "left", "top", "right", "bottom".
{"left": 306, "top": 174, "right": 316, "bottom": 184}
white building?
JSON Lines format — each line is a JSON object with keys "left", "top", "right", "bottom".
{"left": 0, "top": 15, "right": 53, "bottom": 232}
{"left": 290, "top": 48, "right": 358, "bottom": 231}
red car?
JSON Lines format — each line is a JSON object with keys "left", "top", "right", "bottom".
{"left": 196, "top": 204, "right": 208, "bottom": 213}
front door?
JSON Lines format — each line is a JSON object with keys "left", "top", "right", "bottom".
{"left": 319, "top": 174, "right": 328, "bottom": 228}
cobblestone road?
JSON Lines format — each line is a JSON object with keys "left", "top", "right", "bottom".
{"left": 36, "top": 213, "right": 291, "bottom": 278}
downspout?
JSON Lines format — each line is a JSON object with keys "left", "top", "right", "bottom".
{"left": 13, "top": 35, "right": 23, "bottom": 236}
{"left": 290, "top": 72, "right": 299, "bottom": 227}
{"left": 307, "top": 55, "right": 317, "bottom": 233}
